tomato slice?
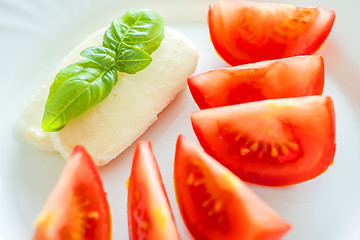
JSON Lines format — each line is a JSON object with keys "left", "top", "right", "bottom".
{"left": 128, "top": 141, "right": 180, "bottom": 240}
{"left": 174, "top": 135, "right": 291, "bottom": 240}
{"left": 188, "top": 55, "right": 324, "bottom": 109}
{"left": 191, "top": 96, "right": 336, "bottom": 186}
{"left": 208, "top": 0, "right": 335, "bottom": 65}
{"left": 33, "top": 146, "right": 111, "bottom": 240}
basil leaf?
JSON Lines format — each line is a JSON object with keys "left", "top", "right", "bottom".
{"left": 80, "top": 46, "right": 116, "bottom": 69}
{"left": 103, "top": 9, "right": 164, "bottom": 56}
{"left": 114, "top": 44, "right": 152, "bottom": 74}
{"left": 41, "top": 60, "right": 118, "bottom": 132}
{"left": 42, "top": 9, "right": 165, "bottom": 132}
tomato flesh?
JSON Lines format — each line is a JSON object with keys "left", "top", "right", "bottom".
{"left": 188, "top": 55, "right": 324, "bottom": 109}
{"left": 33, "top": 146, "right": 111, "bottom": 240}
{"left": 128, "top": 141, "right": 180, "bottom": 240}
{"left": 191, "top": 96, "right": 336, "bottom": 186}
{"left": 174, "top": 135, "right": 291, "bottom": 240}
{"left": 208, "top": 0, "right": 335, "bottom": 65}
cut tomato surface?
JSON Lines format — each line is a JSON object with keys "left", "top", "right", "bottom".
{"left": 188, "top": 55, "right": 324, "bottom": 109}
{"left": 208, "top": 0, "right": 335, "bottom": 65}
{"left": 191, "top": 96, "right": 336, "bottom": 186}
{"left": 174, "top": 135, "right": 291, "bottom": 240}
{"left": 128, "top": 141, "right": 180, "bottom": 240}
{"left": 33, "top": 146, "right": 111, "bottom": 240}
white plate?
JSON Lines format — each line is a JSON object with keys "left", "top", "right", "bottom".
{"left": 1, "top": 0, "right": 360, "bottom": 239}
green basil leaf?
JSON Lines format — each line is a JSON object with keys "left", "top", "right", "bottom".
{"left": 41, "top": 60, "right": 118, "bottom": 132}
{"left": 80, "top": 46, "right": 116, "bottom": 69}
{"left": 41, "top": 9, "right": 165, "bottom": 132}
{"left": 103, "top": 9, "right": 164, "bottom": 56}
{"left": 114, "top": 44, "right": 152, "bottom": 74}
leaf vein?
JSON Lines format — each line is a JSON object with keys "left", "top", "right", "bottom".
{"left": 116, "top": 11, "right": 144, "bottom": 52}
{"left": 45, "top": 68, "right": 112, "bottom": 130}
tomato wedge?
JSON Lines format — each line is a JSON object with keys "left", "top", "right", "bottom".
{"left": 191, "top": 96, "right": 336, "bottom": 186}
{"left": 33, "top": 146, "right": 111, "bottom": 240}
{"left": 208, "top": 0, "right": 335, "bottom": 65}
{"left": 188, "top": 55, "right": 324, "bottom": 109}
{"left": 128, "top": 141, "right": 180, "bottom": 240}
{"left": 174, "top": 135, "right": 291, "bottom": 239}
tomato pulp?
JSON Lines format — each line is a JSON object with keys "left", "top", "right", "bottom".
{"left": 208, "top": 0, "right": 335, "bottom": 65}
{"left": 128, "top": 141, "right": 180, "bottom": 240}
{"left": 191, "top": 96, "right": 336, "bottom": 186}
{"left": 174, "top": 135, "right": 291, "bottom": 239}
{"left": 33, "top": 146, "right": 111, "bottom": 240}
{"left": 188, "top": 55, "right": 324, "bottom": 109}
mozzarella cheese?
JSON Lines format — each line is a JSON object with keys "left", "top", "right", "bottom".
{"left": 21, "top": 27, "right": 198, "bottom": 165}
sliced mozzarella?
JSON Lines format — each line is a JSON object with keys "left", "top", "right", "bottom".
{"left": 21, "top": 27, "right": 198, "bottom": 165}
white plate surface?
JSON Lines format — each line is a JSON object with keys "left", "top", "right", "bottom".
{"left": 1, "top": 0, "right": 360, "bottom": 239}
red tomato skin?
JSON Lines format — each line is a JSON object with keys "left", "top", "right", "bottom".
{"left": 174, "top": 135, "right": 291, "bottom": 240}
{"left": 208, "top": 0, "right": 335, "bottom": 65}
{"left": 191, "top": 96, "right": 336, "bottom": 186}
{"left": 188, "top": 55, "right": 324, "bottom": 109}
{"left": 128, "top": 141, "right": 180, "bottom": 240}
{"left": 33, "top": 146, "right": 111, "bottom": 240}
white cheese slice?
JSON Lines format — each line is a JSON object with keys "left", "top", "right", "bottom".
{"left": 21, "top": 27, "right": 198, "bottom": 165}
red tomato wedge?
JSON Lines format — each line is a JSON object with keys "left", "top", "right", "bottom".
{"left": 174, "top": 135, "right": 291, "bottom": 240}
{"left": 188, "top": 55, "right": 324, "bottom": 109}
{"left": 191, "top": 96, "right": 336, "bottom": 186}
{"left": 208, "top": 0, "right": 335, "bottom": 65}
{"left": 33, "top": 146, "right": 111, "bottom": 240}
{"left": 128, "top": 141, "right": 180, "bottom": 240}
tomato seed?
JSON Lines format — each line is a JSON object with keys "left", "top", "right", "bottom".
{"left": 281, "top": 145, "right": 290, "bottom": 155}
{"left": 202, "top": 198, "right": 212, "bottom": 207}
{"left": 214, "top": 202, "right": 222, "bottom": 213}
{"left": 287, "top": 142, "right": 299, "bottom": 151}
{"left": 240, "top": 148, "right": 250, "bottom": 155}
{"left": 271, "top": 146, "right": 279, "bottom": 157}
{"left": 87, "top": 211, "right": 99, "bottom": 219}
{"left": 193, "top": 179, "right": 205, "bottom": 187}
{"left": 186, "top": 173, "right": 195, "bottom": 185}
{"left": 250, "top": 142, "right": 259, "bottom": 151}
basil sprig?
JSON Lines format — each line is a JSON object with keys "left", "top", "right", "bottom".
{"left": 41, "top": 9, "right": 164, "bottom": 132}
